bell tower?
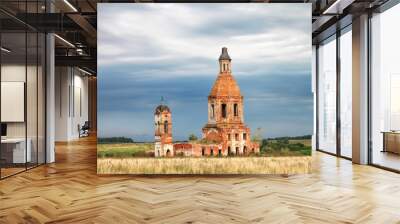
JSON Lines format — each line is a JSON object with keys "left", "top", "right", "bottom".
{"left": 154, "top": 101, "right": 173, "bottom": 157}
{"left": 202, "top": 47, "right": 258, "bottom": 156}
{"left": 219, "top": 47, "right": 231, "bottom": 73}
{"left": 207, "top": 47, "right": 243, "bottom": 125}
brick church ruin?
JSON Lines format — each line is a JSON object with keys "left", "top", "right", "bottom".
{"left": 154, "top": 47, "right": 260, "bottom": 157}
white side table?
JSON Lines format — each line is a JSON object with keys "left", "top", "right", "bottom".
{"left": 1, "top": 138, "right": 32, "bottom": 163}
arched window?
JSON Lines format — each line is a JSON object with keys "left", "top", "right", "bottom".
{"left": 235, "top": 147, "right": 239, "bottom": 155}
{"left": 221, "top": 104, "right": 227, "bottom": 118}
{"left": 211, "top": 104, "right": 215, "bottom": 119}
{"left": 210, "top": 149, "right": 214, "bottom": 156}
{"left": 164, "top": 120, "right": 168, "bottom": 134}
{"left": 243, "top": 146, "right": 247, "bottom": 155}
{"left": 228, "top": 146, "right": 231, "bottom": 155}
{"left": 234, "top": 104, "right": 238, "bottom": 116}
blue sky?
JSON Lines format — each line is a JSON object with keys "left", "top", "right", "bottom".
{"left": 98, "top": 3, "right": 312, "bottom": 141}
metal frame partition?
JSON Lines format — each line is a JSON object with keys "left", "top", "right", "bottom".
{"left": 367, "top": 10, "right": 373, "bottom": 167}
{"left": 367, "top": 1, "right": 400, "bottom": 173}
{"left": 338, "top": 24, "right": 354, "bottom": 160}
{"left": 315, "top": 20, "right": 353, "bottom": 161}
{"left": 336, "top": 28, "right": 342, "bottom": 159}
{"left": 0, "top": 0, "right": 48, "bottom": 180}
{"left": 315, "top": 32, "right": 338, "bottom": 157}
{"left": 316, "top": 0, "right": 400, "bottom": 173}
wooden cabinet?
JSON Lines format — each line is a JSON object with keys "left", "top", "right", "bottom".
{"left": 382, "top": 132, "right": 400, "bottom": 154}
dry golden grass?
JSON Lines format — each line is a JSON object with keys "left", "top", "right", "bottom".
{"left": 97, "top": 157, "right": 312, "bottom": 174}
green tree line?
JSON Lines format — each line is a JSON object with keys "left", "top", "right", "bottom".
{"left": 98, "top": 137, "right": 134, "bottom": 144}
{"left": 259, "top": 137, "right": 311, "bottom": 156}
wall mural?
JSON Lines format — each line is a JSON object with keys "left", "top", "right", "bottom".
{"left": 97, "top": 3, "right": 313, "bottom": 174}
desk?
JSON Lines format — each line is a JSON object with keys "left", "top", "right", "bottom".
{"left": 382, "top": 132, "right": 400, "bottom": 154}
{"left": 1, "top": 138, "right": 31, "bottom": 163}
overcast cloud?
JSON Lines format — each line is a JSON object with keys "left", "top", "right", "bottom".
{"left": 98, "top": 3, "right": 313, "bottom": 141}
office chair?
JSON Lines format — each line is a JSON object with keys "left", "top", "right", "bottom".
{"left": 79, "top": 121, "right": 90, "bottom": 138}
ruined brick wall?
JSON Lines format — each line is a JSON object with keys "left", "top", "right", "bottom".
{"left": 155, "top": 110, "right": 172, "bottom": 144}
{"left": 154, "top": 106, "right": 173, "bottom": 157}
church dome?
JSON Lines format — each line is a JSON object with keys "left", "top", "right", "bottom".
{"left": 209, "top": 73, "right": 241, "bottom": 97}
{"left": 210, "top": 47, "right": 241, "bottom": 97}
{"left": 154, "top": 105, "right": 170, "bottom": 115}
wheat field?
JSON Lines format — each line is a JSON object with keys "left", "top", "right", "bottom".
{"left": 97, "top": 157, "right": 312, "bottom": 174}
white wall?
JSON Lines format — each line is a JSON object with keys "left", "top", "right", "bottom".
{"left": 55, "top": 66, "right": 69, "bottom": 141}
{"left": 1, "top": 65, "right": 38, "bottom": 138}
{"left": 71, "top": 72, "right": 89, "bottom": 138}
{"left": 1, "top": 65, "right": 26, "bottom": 136}
{"left": 55, "top": 67, "right": 89, "bottom": 141}
{"left": 1, "top": 63, "right": 46, "bottom": 164}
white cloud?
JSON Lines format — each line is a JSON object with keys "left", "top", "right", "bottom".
{"left": 98, "top": 3, "right": 311, "bottom": 78}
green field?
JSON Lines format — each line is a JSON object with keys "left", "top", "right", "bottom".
{"left": 97, "top": 143, "right": 154, "bottom": 158}
{"left": 259, "top": 138, "right": 312, "bottom": 156}
{"left": 97, "top": 137, "right": 312, "bottom": 158}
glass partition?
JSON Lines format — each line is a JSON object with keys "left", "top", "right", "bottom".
{"left": 1, "top": 31, "right": 28, "bottom": 177}
{"left": 371, "top": 3, "right": 400, "bottom": 171}
{"left": 0, "top": 2, "right": 46, "bottom": 179}
{"left": 339, "top": 27, "right": 352, "bottom": 158}
{"left": 317, "top": 35, "right": 337, "bottom": 154}
{"left": 27, "top": 30, "right": 38, "bottom": 169}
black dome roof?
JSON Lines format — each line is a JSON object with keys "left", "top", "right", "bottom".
{"left": 219, "top": 47, "right": 231, "bottom": 61}
{"left": 155, "top": 105, "right": 170, "bottom": 115}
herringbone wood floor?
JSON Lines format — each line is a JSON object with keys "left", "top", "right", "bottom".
{"left": 1, "top": 136, "right": 400, "bottom": 224}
